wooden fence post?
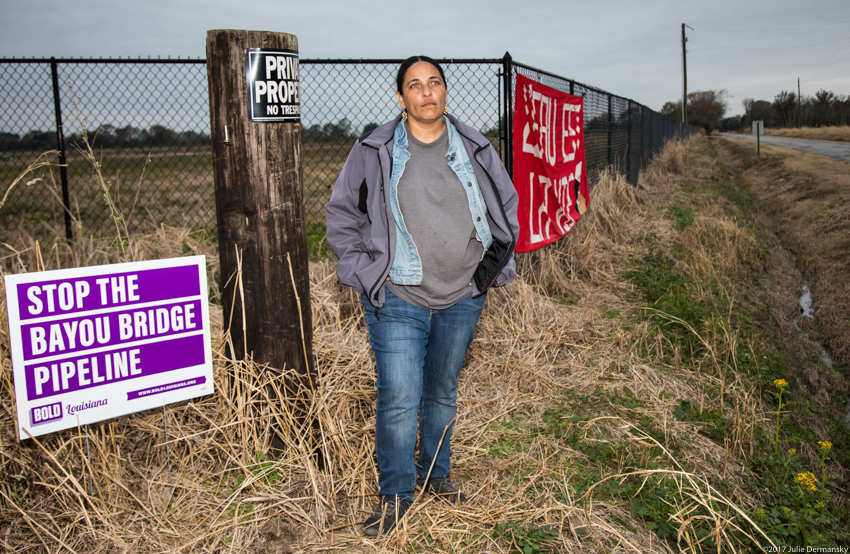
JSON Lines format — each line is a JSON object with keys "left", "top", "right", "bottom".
{"left": 205, "top": 29, "right": 314, "bottom": 448}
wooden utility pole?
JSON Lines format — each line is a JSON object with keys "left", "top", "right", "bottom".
{"left": 682, "top": 23, "right": 688, "bottom": 126}
{"left": 206, "top": 30, "right": 314, "bottom": 447}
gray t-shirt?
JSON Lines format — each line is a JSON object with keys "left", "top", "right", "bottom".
{"left": 387, "top": 125, "right": 481, "bottom": 309}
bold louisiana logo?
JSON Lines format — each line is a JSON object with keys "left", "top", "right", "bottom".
{"left": 512, "top": 73, "right": 589, "bottom": 252}
{"left": 30, "top": 401, "right": 62, "bottom": 426}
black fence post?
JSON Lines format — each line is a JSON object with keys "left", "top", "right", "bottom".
{"left": 50, "top": 58, "right": 72, "bottom": 241}
{"left": 626, "top": 100, "right": 632, "bottom": 185}
{"left": 607, "top": 94, "right": 613, "bottom": 169}
{"left": 502, "top": 51, "right": 513, "bottom": 179}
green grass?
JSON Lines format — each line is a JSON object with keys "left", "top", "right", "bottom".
{"left": 622, "top": 251, "right": 709, "bottom": 364}
{"left": 492, "top": 521, "right": 560, "bottom": 554}
{"left": 667, "top": 205, "right": 695, "bottom": 230}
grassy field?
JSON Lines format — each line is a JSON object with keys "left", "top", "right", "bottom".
{"left": 0, "top": 135, "right": 848, "bottom": 552}
{"left": 0, "top": 140, "right": 353, "bottom": 247}
{"left": 761, "top": 125, "right": 850, "bottom": 142}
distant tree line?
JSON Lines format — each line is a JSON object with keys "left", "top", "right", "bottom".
{"left": 303, "top": 118, "right": 384, "bottom": 141}
{"left": 0, "top": 119, "right": 378, "bottom": 151}
{"left": 724, "top": 90, "right": 850, "bottom": 132}
{"left": 0, "top": 124, "right": 211, "bottom": 152}
{"left": 661, "top": 88, "right": 850, "bottom": 134}
{"left": 303, "top": 118, "right": 502, "bottom": 141}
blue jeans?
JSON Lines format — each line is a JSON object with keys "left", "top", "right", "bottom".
{"left": 361, "top": 288, "right": 487, "bottom": 503}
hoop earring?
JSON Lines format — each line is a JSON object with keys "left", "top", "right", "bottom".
{"left": 401, "top": 109, "right": 408, "bottom": 121}
{"left": 443, "top": 106, "right": 449, "bottom": 115}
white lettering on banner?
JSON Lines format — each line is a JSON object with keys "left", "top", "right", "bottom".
{"left": 522, "top": 89, "right": 556, "bottom": 164}
{"left": 561, "top": 103, "right": 581, "bottom": 162}
{"left": 528, "top": 172, "right": 580, "bottom": 244}
{"left": 522, "top": 88, "right": 582, "bottom": 167}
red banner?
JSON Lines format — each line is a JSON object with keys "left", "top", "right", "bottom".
{"left": 512, "top": 74, "right": 589, "bottom": 252}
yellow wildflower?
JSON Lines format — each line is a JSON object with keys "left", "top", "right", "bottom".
{"left": 756, "top": 508, "right": 765, "bottom": 521}
{"left": 819, "top": 441, "right": 832, "bottom": 452}
{"left": 795, "top": 472, "right": 818, "bottom": 493}
{"left": 788, "top": 448, "right": 796, "bottom": 456}
{"left": 773, "top": 379, "right": 788, "bottom": 390}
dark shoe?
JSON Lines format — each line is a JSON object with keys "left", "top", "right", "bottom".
{"left": 363, "top": 496, "right": 412, "bottom": 537}
{"left": 425, "top": 476, "right": 468, "bottom": 506}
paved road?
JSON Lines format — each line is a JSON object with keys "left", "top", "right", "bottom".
{"left": 717, "top": 133, "right": 850, "bottom": 163}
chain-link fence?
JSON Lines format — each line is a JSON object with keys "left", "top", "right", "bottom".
{"left": 0, "top": 55, "right": 695, "bottom": 244}
{"left": 509, "top": 59, "right": 697, "bottom": 187}
{"left": 296, "top": 59, "right": 504, "bottom": 251}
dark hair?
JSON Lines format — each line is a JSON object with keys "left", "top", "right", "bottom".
{"left": 396, "top": 56, "right": 447, "bottom": 94}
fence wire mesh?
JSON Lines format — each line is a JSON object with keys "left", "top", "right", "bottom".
{"left": 511, "top": 61, "right": 697, "bottom": 188}
{"left": 296, "top": 59, "right": 503, "bottom": 249}
{"left": 0, "top": 56, "right": 695, "bottom": 244}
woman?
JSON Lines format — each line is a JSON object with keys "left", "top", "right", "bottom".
{"left": 326, "top": 55, "right": 519, "bottom": 536}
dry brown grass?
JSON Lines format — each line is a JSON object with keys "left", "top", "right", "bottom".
{"left": 764, "top": 125, "right": 850, "bottom": 143}
{"left": 1, "top": 135, "right": 822, "bottom": 552}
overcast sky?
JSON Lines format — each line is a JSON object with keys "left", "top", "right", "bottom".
{"left": 3, "top": 0, "right": 849, "bottom": 117}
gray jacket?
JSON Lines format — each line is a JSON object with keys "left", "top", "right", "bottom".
{"left": 326, "top": 113, "right": 520, "bottom": 308}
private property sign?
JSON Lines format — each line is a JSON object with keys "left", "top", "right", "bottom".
{"left": 245, "top": 48, "right": 300, "bottom": 122}
{"left": 5, "top": 256, "right": 214, "bottom": 439}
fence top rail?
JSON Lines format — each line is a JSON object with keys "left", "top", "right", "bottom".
{"left": 512, "top": 59, "right": 648, "bottom": 112}
{"left": 0, "top": 57, "right": 505, "bottom": 65}
{"left": 0, "top": 57, "right": 207, "bottom": 64}
{"left": 302, "top": 58, "right": 504, "bottom": 65}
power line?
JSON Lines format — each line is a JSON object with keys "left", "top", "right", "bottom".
{"left": 696, "top": 20, "right": 850, "bottom": 33}
{"left": 808, "top": 49, "right": 850, "bottom": 82}
{"left": 801, "top": 39, "right": 850, "bottom": 80}
{"left": 689, "top": 37, "right": 850, "bottom": 51}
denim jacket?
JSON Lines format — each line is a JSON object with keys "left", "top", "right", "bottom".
{"left": 326, "top": 113, "right": 520, "bottom": 308}
{"left": 388, "top": 117, "right": 493, "bottom": 285}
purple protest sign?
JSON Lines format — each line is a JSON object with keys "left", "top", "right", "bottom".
{"left": 19, "top": 299, "right": 204, "bottom": 361}
{"left": 24, "top": 334, "right": 207, "bottom": 401}
{"left": 5, "top": 256, "right": 214, "bottom": 440}
{"left": 16, "top": 265, "right": 201, "bottom": 321}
